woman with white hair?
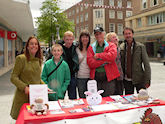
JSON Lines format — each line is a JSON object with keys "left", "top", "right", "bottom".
{"left": 106, "top": 32, "right": 124, "bottom": 95}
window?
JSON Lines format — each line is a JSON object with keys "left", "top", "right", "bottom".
{"left": 85, "top": 25, "right": 88, "bottom": 30}
{"left": 126, "top": 11, "right": 132, "bottom": 17}
{"left": 76, "top": 16, "right": 79, "bottom": 24}
{"left": 109, "top": 0, "right": 114, "bottom": 6}
{"left": 109, "top": 10, "right": 115, "bottom": 19}
{"left": 76, "top": 27, "right": 79, "bottom": 38}
{"left": 127, "top": 1, "right": 132, "bottom": 8}
{"left": 85, "top": 3, "right": 88, "bottom": 9}
{"left": 72, "top": 9, "right": 75, "bottom": 15}
{"left": 76, "top": 7, "right": 79, "bottom": 13}
{"left": 95, "top": 10, "right": 103, "bottom": 18}
{"left": 72, "top": 19, "right": 75, "bottom": 24}
{"left": 95, "top": 24, "right": 103, "bottom": 28}
{"left": 69, "top": 11, "right": 71, "bottom": 17}
{"left": 117, "top": 11, "right": 123, "bottom": 19}
{"left": 109, "top": 23, "right": 115, "bottom": 32}
{"left": 80, "top": 15, "right": 83, "bottom": 23}
{"left": 80, "top": 26, "right": 84, "bottom": 32}
{"left": 85, "top": 13, "right": 88, "bottom": 21}
{"left": 94, "top": 0, "right": 103, "bottom": 5}
{"left": 8, "top": 40, "right": 12, "bottom": 65}
{"left": 142, "top": 0, "right": 147, "bottom": 9}
{"left": 117, "top": 24, "right": 123, "bottom": 35}
{"left": 150, "top": 0, "right": 158, "bottom": 7}
{"left": 148, "top": 12, "right": 165, "bottom": 25}
{"left": 118, "top": 0, "right": 122, "bottom": 7}
{"left": 0, "top": 37, "right": 4, "bottom": 68}
{"left": 80, "top": 6, "right": 83, "bottom": 11}
{"left": 137, "top": 18, "right": 142, "bottom": 27}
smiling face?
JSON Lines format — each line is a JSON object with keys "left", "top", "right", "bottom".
{"left": 94, "top": 32, "right": 104, "bottom": 44}
{"left": 63, "top": 36, "right": 74, "bottom": 48}
{"left": 27, "top": 38, "right": 39, "bottom": 56}
{"left": 81, "top": 35, "right": 89, "bottom": 46}
{"left": 110, "top": 35, "right": 118, "bottom": 46}
{"left": 123, "top": 29, "right": 134, "bottom": 44}
{"left": 51, "top": 45, "right": 63, "bottom": 61}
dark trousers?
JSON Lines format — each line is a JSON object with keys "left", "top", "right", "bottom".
{"left": 114, "top": 79, "right": 124, "bottom": 95}
{"left": 123, "top": 79, "right": 146, "bottom": 95}
{"left": 68, "top": 76, "right": 77, "bottom": 99}
{"left": 77, "top": 78, "right": 89, "bottom": 98}
{"left": 95, "top": 72, "right": 115, "bottom": 97}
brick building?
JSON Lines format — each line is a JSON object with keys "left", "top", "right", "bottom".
{"left": 125, "top": 0, "right": 165, "bottom": 57}
{"left": 64, "top": 0, "right": 132, "bottom": 41}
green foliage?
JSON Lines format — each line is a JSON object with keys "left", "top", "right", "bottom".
{"left": 36, "top": 0, "right": 74, "bottom": 44}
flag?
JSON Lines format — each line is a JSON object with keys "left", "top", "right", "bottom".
{"left": 7, "top": 31, "right": 17, "bottom": 40}
{"left": 0, "top": 29, "right": 5, "bottom": 38}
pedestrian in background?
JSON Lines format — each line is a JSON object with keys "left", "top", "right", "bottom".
{"left": 120, "top": 27, "right": 151, "bottom": 95}
{"left": 106, "top": 32, "right": 124, "bottom": 95}
{"left": 87, "top": 27, "right": 120, "bottom": 96}
{"left": 10, "top": 36, "right": 44, "bottom": 120}
{"left": 41, "top": 44, "right": 70, "bottom": 101}
{"left": 58, "top": 31, "right": 79, "bottom": 99}
{"left": 76, "top": 30, "right": 90, "bottom": 98}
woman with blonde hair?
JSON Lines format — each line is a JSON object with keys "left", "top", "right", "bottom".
{"left": 106, "top": 32, "right": 124, "bottom": 95}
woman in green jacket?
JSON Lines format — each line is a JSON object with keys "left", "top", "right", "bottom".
{"left": 42, "top": 44, "right": 70, "bottom": 101}
{"left": 10, "top": 36, "right": 44, "bottom": 120}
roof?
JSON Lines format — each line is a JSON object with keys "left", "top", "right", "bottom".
{"left": 0, "top": 0, "right": 34, "bottom": 41}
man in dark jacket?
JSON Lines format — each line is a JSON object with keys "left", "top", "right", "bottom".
{"left": 59, "top": 31, "right": 79, "bottom": 99}
{"left": 120, "top": 27, "right": 151, "bottom": 95}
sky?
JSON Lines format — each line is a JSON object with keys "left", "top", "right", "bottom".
{"left": 29, "top": 0, "right": 81, "bottom": 27}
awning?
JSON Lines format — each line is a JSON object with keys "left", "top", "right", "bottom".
{"left": 0, "top": 0, "right": 34, "bottom": 41}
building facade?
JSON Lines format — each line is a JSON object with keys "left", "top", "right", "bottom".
{"left": 64, "top": 0, "right": 132, "bottom": 41}
{"left": 125, "top": 0, "right": 165, "bottom": 57}
{"left": 0, "top": 0, "right": 34, "bottom": 76}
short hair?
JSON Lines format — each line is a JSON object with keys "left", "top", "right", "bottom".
{"left": 123, "top": 27, "right": 134, "bottom": 34}
{"left": 106, "top": 32, "right": 119, "bottom": 42}
{"left": 63, "top": 31, "right": 74, "bottom": 38}
{"left": 52, "top": 44, "right": 63, "bottom": 51}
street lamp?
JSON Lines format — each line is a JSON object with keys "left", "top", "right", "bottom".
{"left": 55, "top": 24, "right": 60, "bottom": 43}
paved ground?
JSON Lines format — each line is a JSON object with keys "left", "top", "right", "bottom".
{"left": 0, "top": 62, "right": 165, "bottom": 124}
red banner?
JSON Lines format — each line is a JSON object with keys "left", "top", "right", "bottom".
{"left": 0, "top": 29, "right": 5, "bottom": 38}
{"left": 7, "top": 31, "right": 17, "bottom": 40}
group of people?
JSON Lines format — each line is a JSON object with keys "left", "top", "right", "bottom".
{"left": 10, "top": 27, "right": 151, "bottom": 120}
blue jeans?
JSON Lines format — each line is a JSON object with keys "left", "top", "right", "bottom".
{"left": 68, "top": 76, "right": 77, "bottom": 99}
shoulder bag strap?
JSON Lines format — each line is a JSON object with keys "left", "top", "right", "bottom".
{"left": 47, "top": 60, "right": 63, "bottom": 78}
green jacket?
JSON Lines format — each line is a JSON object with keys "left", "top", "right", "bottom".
{"left": 120, "top": 40, "right": 151, "bottom": 85}
{"left": 41, "top": 56, "right": 70, "bottom": 101}
{"left": 10, "top": 54, "right": 44, "bottom": 120}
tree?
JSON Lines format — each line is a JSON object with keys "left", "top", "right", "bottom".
{"left": 36, "top": 0, "right": 74, "bottom": 46}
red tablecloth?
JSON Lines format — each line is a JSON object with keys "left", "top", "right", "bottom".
{"left": 16, "top": 97, "right": 165, "bottom": 124}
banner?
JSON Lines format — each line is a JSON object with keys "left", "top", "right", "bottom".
{"left": 7, "top": 31, "right": 17, "bottom": 40}
{"left": 0, "top": 29, "right": 5, "bottom": 38}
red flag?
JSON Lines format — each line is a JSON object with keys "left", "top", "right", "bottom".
{"left": 0, "top": 29, "right": 5, "bottom": 38}
{"left": 7, "top": 31, "right": 17, "bottom": 40}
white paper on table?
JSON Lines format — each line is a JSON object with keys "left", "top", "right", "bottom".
{"left": 87, "top": 80, "right": 97, "bottom": 93}
{"left": 91, "top": 104, "right": 118, "bottom": 112}
{"left": 29, "top": 84, "right": 48, "bottom": 105}
{"left": 113, "top": 102, "right": 139, "bottom": 109}
{"left": 48, "top": 101, "right": 62, "bottom": 110}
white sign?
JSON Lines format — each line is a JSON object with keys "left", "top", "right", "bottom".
{"left": 29, "top": 84, "right": 48, "bottom": 105}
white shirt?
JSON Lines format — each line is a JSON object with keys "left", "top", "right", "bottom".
{"left": 76, "top": 48, "right": 90, "bottom": 78}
